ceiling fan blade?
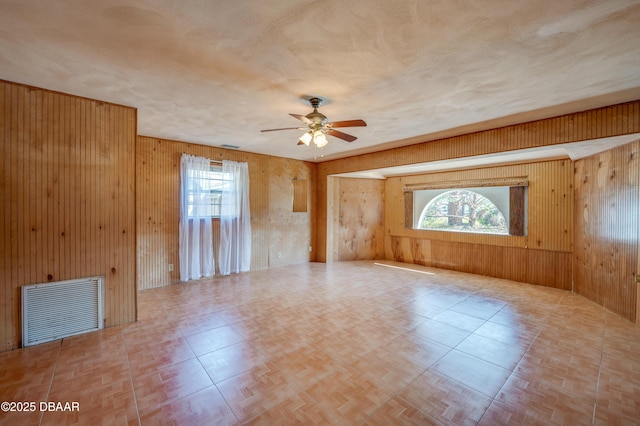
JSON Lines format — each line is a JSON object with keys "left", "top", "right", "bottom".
{"left": 289, "top": 113, "right": 312, "bottom": 124}
{"left": 260, "top": 127, "right": 305, "bottom": 132}
{"left": 326, "top": 129, "right": 357, "bottom": 142}
{"left": 328, "top": 119, "right": 367, "bottom": 128}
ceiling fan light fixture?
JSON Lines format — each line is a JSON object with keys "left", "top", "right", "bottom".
{"left": 299, "top": 131, "right": 312, "bottom": 146}
{"left": 313, "top": 130, "right": 328, "bottom": 148}
{"left": 260, "top": 97, "right": 366, "bottom": 150}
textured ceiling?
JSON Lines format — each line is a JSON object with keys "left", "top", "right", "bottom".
{"left": 1, "top": 0, "right": 639, "bottom": 163}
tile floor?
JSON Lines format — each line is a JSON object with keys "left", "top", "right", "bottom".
{"left": 1, "top": 261, "right": 639, "bottom": 425}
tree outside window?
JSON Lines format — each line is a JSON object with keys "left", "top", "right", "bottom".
{"left": 419, "top": 189, "right": 507, "bottom": 234}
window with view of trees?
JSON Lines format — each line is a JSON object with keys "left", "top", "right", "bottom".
{"left": 404, "top": 178, "right": 527, "bottom": 236}
{"left": 418, "top": 189, "right": 508, "bottom": 234}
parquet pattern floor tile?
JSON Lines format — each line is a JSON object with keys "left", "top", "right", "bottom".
{"left": 362, "top": 396, "right": 442, "bottom": 426}
{"left": 1, "top": 260, "right": 639, "bottom": 425}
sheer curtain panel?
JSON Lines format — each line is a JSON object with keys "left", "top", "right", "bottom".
{"left": 219, "top": 160, "right": 251, "bottom": 275}
{"left": 179, "top": 154, "right": 215, "bottom": 281}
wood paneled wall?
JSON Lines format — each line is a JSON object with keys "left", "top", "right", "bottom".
{"left": 0, "top": 80, "right": 137, "bottom": 352}
{"left": 267, "top": 156, "right": 317, "bottom": 269}
{"left": 136, "top": 136, "right": 316, "bottom": 289}
{"left": 574, "top": 140, "right": 639, "bottom": 322}
{"left": 319, "top": 101, "right": 640, "bottom": 177}
{"left": 318, "top": 101, "right": 640, "bottom": 297}
{"left": 384, "top": 160, "right": 574, "bottom": 289}
{"left": 318, "top": 101, "right": 640, "bottom": 263}
{"left": 327, "top": 177, "right": 385, "bottom": 261}
{"left": 387, "top": 161, "right": 573, "bottom": 250}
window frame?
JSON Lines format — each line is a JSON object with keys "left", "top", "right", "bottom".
{"left": 403, "top": 177, "right": 528, "bottom": 237}
{"left": 417, "top": 188, "right": 510, "bottom": 235}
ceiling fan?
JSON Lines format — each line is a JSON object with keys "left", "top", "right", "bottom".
{"left": 260, "top": 97, "right": 366, "bottom": 148}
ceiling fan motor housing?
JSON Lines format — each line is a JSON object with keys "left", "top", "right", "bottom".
{"left": 306, "top": 112, "right": 328, "bottom": 128}
{"left": 306, "top": 97, "right": 328, "bottom": 128}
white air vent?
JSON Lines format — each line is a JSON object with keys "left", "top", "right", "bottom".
{"left": 22, "top": 277, "right": 103, "bottom": 347}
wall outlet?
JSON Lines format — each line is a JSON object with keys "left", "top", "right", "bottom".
{"left": 168, "top": 264, "right": 174, "bottom": 272}
{"left": 309, "top": 246, "right": 312, "bottom": 252}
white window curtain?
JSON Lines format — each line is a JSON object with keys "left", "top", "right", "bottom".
{"left": 179, "top": 154, "right": 215, "bottom": 281}
{"left": 219, "top": 160, "right": 251, "bottom": 275}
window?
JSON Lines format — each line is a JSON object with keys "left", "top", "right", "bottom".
{"left": 185, "top": 164, "right": 229, "bottom": 218}
{"left": 418, "top": 189, "right": 508, "bottom": 234}
{"left": 404, "top": 177, "right": 527, "bottom": 236}
{"left": 179, "top": 156, "right": 252, "bottom": 280}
